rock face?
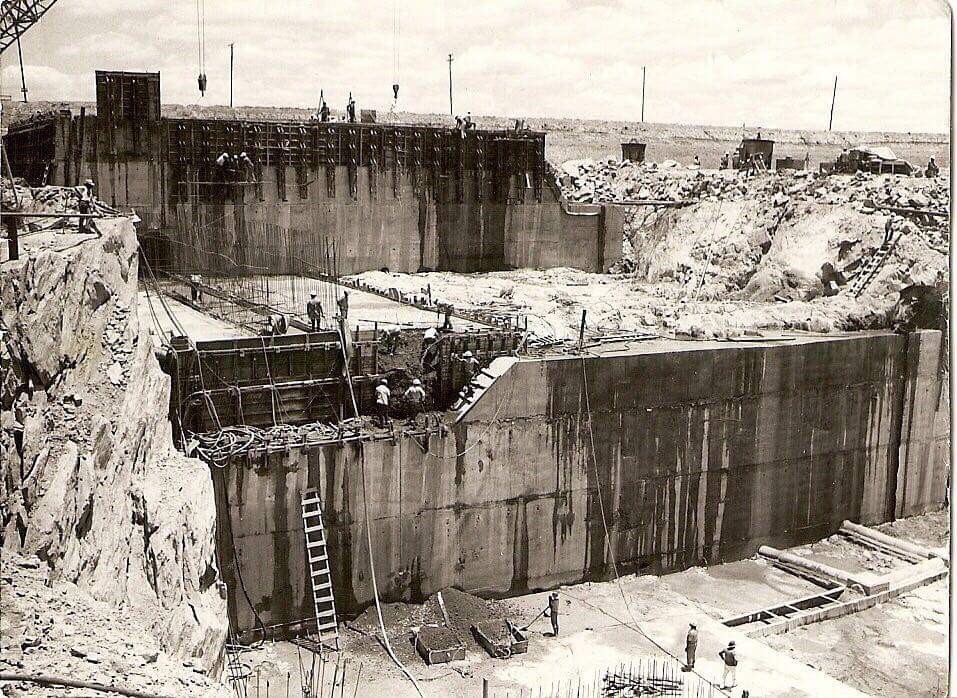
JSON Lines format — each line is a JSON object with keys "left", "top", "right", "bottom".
{"left": 0, "top": 216, "right": 227, "bottom": 675}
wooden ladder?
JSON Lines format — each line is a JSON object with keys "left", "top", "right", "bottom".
{"left": 849, "top": 235, "right": 897, "bottom": 297}
{"left": 300, "top": 488, "right": 340, "bottom": 651}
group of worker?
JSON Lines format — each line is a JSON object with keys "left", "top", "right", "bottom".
{"left": 684, "top": 624, "right": 742, "bottom": 691}
{"left": 373, "top": 376, "right": 426, "bottom": 427}
{"left": 214, "top": 151, "right": 255, "bottom": 181}
{"left": 308, "top": 94, "right": 361, "bottom": 123}
{"left": 454, "top": 113, "right": 476, "bottom": 136}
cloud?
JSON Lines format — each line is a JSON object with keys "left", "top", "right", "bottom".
{"left": 6, "top": 0, "right": 950, "bottom": 132}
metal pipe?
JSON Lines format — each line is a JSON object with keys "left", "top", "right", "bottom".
{"left": 0, "top": 672, "right": 170, "bottom": 698}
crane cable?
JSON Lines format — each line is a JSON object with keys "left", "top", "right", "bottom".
{"left": 391, "top": 0, "right": 400, "bottom": 107}
{"left": 196, "top": 0, "right": 207, "bottom": 95}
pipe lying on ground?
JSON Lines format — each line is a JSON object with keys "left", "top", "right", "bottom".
{"left": 0, "top": 672, "right": 171, "bottom": 698}
{"left": 841, "top": 520, "right": 944, "bottom": 561}
{"left": 758, "top": 545, "right": 863, "bottom": 589}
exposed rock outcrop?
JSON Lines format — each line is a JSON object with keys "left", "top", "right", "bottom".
{"left": 0, "top": 215, "right": 227, "bottom": 679}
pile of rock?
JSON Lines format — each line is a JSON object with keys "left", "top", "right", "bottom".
{"left": 556, "top": 159, "right": 950, "bottom": 223}
{"left": 556, "top": 159, "right": 750, "bottom": 203}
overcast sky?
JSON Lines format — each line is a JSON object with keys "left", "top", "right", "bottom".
{"left": 0, "top": 0, "right": 951, "bottom": 132}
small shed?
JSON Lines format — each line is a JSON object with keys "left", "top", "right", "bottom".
{"left": 739, "top": 137, "right": 774, "bottom": 169}
{"left": 621, "top": 142, "right": 647, "bottom": 163}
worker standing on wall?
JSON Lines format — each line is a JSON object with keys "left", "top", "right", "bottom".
{"left": 320, "top": 98, "right": 331, "bottom": 122}
{"left": 543, "top": 592, "right": 560, "bottom": 637}
{"left": 684, "top": 623, "right": 698, "bottom": 670}
{"left": 346, "top": 94, "right": 357, "bottom": 123}
{"left": 76, "top": 179, "right": 95, "bottom": 233}
{"left": 307, "top": 292, "right": 324, "bottom": 332}
{"left": 375, "top": 378, "right": 391, "bottom": 427}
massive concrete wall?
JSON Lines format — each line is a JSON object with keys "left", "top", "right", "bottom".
{"left": 5, "top": 110, "right": 621, "bottom": 274}
{"left": 213, "top": 331, "right": 948, "bottom": 635}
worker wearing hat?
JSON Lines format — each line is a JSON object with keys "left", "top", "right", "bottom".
{"left": 684, "top": 622, "right": 698, "bottom": 670}
{"left": 374, "top": 377, "right": 391, "bottom": 427}
{"left": 77, "top": 179, "right": 95, "bottom": 233}
{"left": 306, "top": 292, "right": 324, "bottom": 332}
{"left": 719, "top": 640, "right": 738, "bottom": 689}
{"left": 404, "top": 378, "right": 426, "bottom": 405}
{"left": 543, "top": 591, "right": 560, "bottom": 637}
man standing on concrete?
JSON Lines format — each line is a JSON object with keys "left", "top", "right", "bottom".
{"left": 307, "top": 292, "right": 324, "bottom": 332}
{"left": 684, "top": 623, "right": 698, "bottom": 670}
{"left": 375, "top": 378, "right": 391, "bottom": 427}
{"left": 543, "top": 592, "right": 560, "bottom": 637}
{"left": 337, "top": 291, "right": 350, "bottom": 321}
{"left": 189, "top": 273, "right": 203, "bottom": 304}
{"left": 719, "top": 640, "right": 738, "bottom": 689}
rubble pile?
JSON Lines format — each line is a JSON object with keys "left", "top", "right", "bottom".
{"left": 556, "top": 159, "right": 950, "bottom": 222}
{"left": 0, "top": 553, "right": 229, "bottom": 698}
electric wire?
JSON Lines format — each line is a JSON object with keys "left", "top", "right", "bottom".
{"left": 578, "top": 354, "right": 729, "bottom": 696}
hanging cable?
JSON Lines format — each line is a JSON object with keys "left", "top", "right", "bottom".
{"left": 578, "top": 354, "right": 729, "bottom": 696}
{"left": 196, "top": 0, "right": 207, "bottom": 96}
{"left": 391, "top": 0, "right": 400, "bottom": 107}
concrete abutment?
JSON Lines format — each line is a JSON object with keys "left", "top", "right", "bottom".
{"left": 214, "top": 330, "right": 948, "bottom": 636}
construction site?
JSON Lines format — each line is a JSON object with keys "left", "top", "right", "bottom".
{"left": 0, "top": 3, "right": 952, "bottom": 697}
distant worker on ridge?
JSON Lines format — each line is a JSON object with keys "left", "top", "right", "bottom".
{"left": 307, "top": 292, "right": 324, "bottom": 331}
{"left": 926, "top": 157, "right": 939, "bottom": 178}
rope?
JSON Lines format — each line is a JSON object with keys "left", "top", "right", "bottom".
{"left": 358, "top": 441, "right": 423, "bottom": 697}
{"left": 578, "top": 355, "right": 729, "bottom": 696}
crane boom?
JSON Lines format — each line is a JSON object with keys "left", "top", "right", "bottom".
{"left": 0, "top": 0, "right": 59, "bottom": 55}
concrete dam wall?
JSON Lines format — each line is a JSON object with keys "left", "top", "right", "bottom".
{"left": 4, "top": 71, "right": 621, "bottom": 275}
{"left": 213, "top": 330, "right": 948, "bottom": 635}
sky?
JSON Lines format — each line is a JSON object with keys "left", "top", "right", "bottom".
{"left": 0, "top": 0, "right": 952, "bottom": 133}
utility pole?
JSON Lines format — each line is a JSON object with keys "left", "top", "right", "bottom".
{"left": 828, "top": 74, "right": 837, "bottom": 131}
{"left": 229, "top": 42, "right": 235, "bottom": 108}
{"left": 640, "top": 66, "right": 646, "bottom": 122}
{"left": 447, "top": 53, "right": 454, "bottom": 116}
{"left": 16, "top": 33, "right": 27, "bottom": 103}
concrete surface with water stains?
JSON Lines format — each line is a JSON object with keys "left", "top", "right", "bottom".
{"left": 213, "top": 330, "right": 947, "bottom": 634}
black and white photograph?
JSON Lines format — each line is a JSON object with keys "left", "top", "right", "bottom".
{"left": 0, "top": 1, "right": 952, "bottom": 696}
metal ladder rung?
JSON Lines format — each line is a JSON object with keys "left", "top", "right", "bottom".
{"left": 300, "top": 490, "right": 340, "bottom": 649}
